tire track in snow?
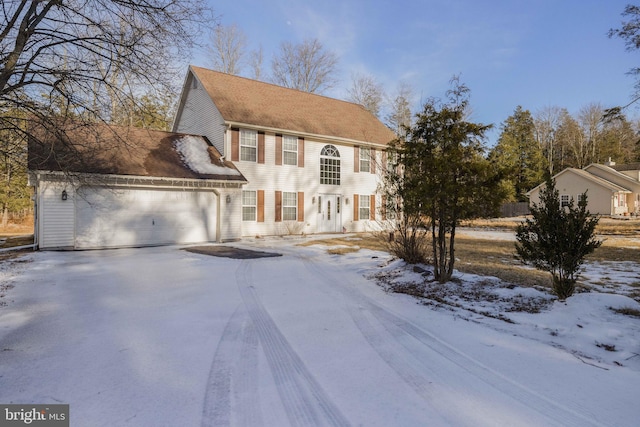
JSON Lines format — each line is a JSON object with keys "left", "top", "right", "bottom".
{"left": 201, "top": 304, "right": 263, "bottom": 427}
{"left": 298, "top": 253, "right": 605, "bottom": 427}
{"left": 235, "top": 260, "right": 351, "bottom": 427}
{"left": 234, "top": 317, "right": 262, "bottom": 427}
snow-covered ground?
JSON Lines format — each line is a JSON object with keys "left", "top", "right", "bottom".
{"left": 0, "top": 237, "right": 638, "bottom": 426}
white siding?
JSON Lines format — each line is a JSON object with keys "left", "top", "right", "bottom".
{"left": 218, "top": 188, "right": 243, "bottom": 241}
{"left": 236, "top": 133, "right": 383, "bottom": 236}
{"left": 173, "top": 73, "right": 226, "bottom": 154}
{"left": 38, "top": 182, "right": 75, "bottom": 249}
{"left": 529, "top": 173, "right": 615, "bottom": 215}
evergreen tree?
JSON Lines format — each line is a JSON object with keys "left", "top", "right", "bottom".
{"left": 395, "top": 77, "right": 503, "bottom": 282}
{"left": 599, "top": 113, "right": 639, "bottom": 163}
{"left": 489, "top": 106, "right": 545, "bottom": 201}
{"left": 515, "top": 177, "right": 602, "bottom": 300}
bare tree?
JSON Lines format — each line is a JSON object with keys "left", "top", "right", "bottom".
{"left": 534, "top": 106, "right": 563, "bottom": 174}
{"left": 558, "top": 110, "right": 589, "bottom": 168}
{"left": 250, "top": 45, "right": 265, "bottom": 81}
{"left": 207, "top": 23, "right": 247, "bottom": 75}
{"left": 385, "top": 81, "right": 414, "bottom": 137}
{"left": 577, "top": 102, "right": 604, "bottom": 163}
{"left": 0, "top": 0, "right": 212, "bottom": 162}
{"left": 270, "top": 38, "right": 339, "bottom": 93}
{"left": 347, "top": 72, "right": 384, "bottom": 117}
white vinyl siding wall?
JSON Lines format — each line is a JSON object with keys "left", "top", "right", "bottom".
{"left": 173, "top": 73, "right": 226, "bottom": 154}
{"left": 528, "top": 171, "right": 626, "bottom": 216}
{"left": 38, "top": 182, "right": 75, "bottom": 249}
{"left": 235, "top": 133, "right": 383, "bottom": 236}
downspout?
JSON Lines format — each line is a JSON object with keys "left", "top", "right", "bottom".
{"left": 32, "top": 173, "right": 39, "bottom": 250}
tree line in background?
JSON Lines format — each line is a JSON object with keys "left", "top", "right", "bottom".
{"left": 489, "top": 103, "right": 640, "bottom": 203}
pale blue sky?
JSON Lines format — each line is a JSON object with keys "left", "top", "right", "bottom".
{"left": 195, "top": 0, "right": 639, "bottom": 145}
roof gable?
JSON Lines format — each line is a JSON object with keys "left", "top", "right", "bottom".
{"left": 584, "top": 163, "right": 640, "bottom": 188}
{"left": 189, "top": 65, "right": 396, "bottom": 146}
{"left": 527, "top": 167, "right": 631, "bottom": 196}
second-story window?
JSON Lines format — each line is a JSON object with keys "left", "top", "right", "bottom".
{"left": 283, "top": 135, "right": 298, "bottom": 165}
{"left": 359, "top": 147, "right": 371, "bottom": 173}
{"left": 240, "top": 129, "right": 257, "bottom": 162}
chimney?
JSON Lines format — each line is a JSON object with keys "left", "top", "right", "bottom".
{"left": 604, "top": 157, "right": 616, "bottom": 167}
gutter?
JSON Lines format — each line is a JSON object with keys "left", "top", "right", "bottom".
{"left": 224, "top": 120, "right": 393, "bottom": 150}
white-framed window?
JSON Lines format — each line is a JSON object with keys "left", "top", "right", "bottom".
{"left": 577, "top": 193, "right": 586, "bottom": 205}
{"left": 282, "top": 192, "right": 297, "bottom": 221}
{"left": 560, "top": 194, "right": 570, "bottom": 207}
{"left": 242, "top": 190, "right": 257, "bottom": 221}
{"left": 320, "top": 145, "right": 341, "bottom": 185}
{"left": 614, "top": 193, "right": 626, "bottom": 208}
{"left": 240, "top": 129, "right": 257, "bottom": 162}
{"left": 359, "top": 147, "right": 371, "bottom": 172}
{"left": 359, "top": 194, "right": 370, "bottom": 220}
{"left": 283, "top": 135, "right": 298, "bottom": 165}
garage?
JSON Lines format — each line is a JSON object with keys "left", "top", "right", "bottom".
{"left": 29, "top": 126, "right": 246, "bottom": 250}
{"left": 74, "top": 186, "right": 218, "bottom": 249}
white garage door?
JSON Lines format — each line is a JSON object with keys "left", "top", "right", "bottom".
{"left": 75, "top": 187, "right": 217, "bottom": 249}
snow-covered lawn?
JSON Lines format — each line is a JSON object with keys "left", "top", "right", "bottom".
{"left": 0, "top": 238, "right": 638, "bottom": 426}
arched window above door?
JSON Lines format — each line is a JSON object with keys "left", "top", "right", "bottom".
{"left": 320, "top": 145, "right": 340, "bottom": 185}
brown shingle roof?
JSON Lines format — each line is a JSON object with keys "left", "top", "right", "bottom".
{"left": 28, "top": 122, "right": 246, "bottom": 182}
{"left": 190, "top": 65, "right": 396, "bottom": 146}
{"left": 611, "top": 162, "right": 640, "bottom": 172}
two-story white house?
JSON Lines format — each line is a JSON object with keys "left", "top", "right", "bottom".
{"left": 172, "top": 66, "right": 396, "bottom": 238}
{"left": 28, "top": 66, "right": 396, "bottom": 249}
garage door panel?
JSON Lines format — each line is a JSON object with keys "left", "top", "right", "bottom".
{"left": 75, "top": 187, "right": 217, "bottom": 249}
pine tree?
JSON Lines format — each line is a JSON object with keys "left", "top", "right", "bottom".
{"left": 515, "top": 177, "right": 602, "bottom": 300}
{"left": 489, "top": 106, "right": 545, "bottom": 201}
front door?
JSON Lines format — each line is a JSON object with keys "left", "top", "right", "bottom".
{"left": 318, "top": 194, "right": 342, "bottom": 233}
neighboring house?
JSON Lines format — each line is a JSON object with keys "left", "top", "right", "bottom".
{"left": 172, "top": 66, "right": 396, "bottom": 237}
{"left": 28, "top": 124, "right": 247, "bottom": 249}
{"left": 28, "top": 66, "right": 396, "bottom": 249}
{"left": 526, "top": 161, "right": 640, "bottom": 216}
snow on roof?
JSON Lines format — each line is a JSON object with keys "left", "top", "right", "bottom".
{"left": 175, "top": 135, "right": 241, "bottom": 176}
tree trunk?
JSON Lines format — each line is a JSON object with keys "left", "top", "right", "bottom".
{"left": 1, "top": 204, "right": 8, "bottom": 228}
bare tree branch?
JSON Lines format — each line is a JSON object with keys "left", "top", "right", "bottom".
{"left": 347, "top": 72, "right": 384, "bottom": 117}
{"left": 0, "top": 0, "right": 214, "bottom": 165}
{"left": 207, "top": 23, "right": 247, "bottom": 75}
{"left": 270, "top": 38, "right": 338, "bottom": 94}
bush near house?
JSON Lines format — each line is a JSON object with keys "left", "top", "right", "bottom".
{"left": 515, "top": 177, "right": 602, "bottom": 300}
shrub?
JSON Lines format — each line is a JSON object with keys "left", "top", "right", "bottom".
{"left": 515, "top": 177, "right": 602, "bottom": 300}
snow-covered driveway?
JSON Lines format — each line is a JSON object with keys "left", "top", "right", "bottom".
{"left": 0, "top": 241, "right": 637, "bottom": 426}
